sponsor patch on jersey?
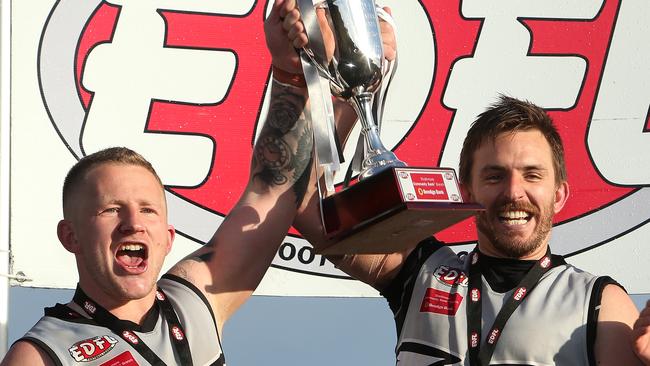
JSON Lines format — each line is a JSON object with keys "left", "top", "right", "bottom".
{"left": 171, "top": 325, "right": 185, "bottom": 341}
{"left": 122, "top": 331, "right": 139, "bottom": 345}
{"left": 433, "top": 265, "right": 468, "bottom": 287}
{"left": 100, "top": 351, "right": 138, "bottom": 366}
{"left": 420, "top": 288, "right": 463, "bottom": 316}
{"left": 513, "top": 287, "right": 527, "bottom": 301}
{"left": 156, "top": 290, "right": 166, "bottom": 301}
{"left": 487, "top": 328, "right": 500, "bottom": 345}
{"left": 470, "top": 288, "right": 480, "bottom": 302}
{"left": 83, "top": 301, "right": 97, "bottom": 315}
{"left": 68, "top": 335, "right": 119, "bottom": 362}
{"left": 470, "top": 332, "right": 479, "bottom": 348}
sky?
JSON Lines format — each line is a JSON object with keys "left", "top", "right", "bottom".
{"left": 5, "top": 286, "right": 650, "bottom": 365}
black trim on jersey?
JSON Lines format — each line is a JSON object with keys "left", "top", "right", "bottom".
{"left": 397, "top": 341, "right": 461, "bottom": 364}
{"left": 480, "top": 254, "right": 566, "bottom": 293}
{"left": 586, "top": 276, "right": 621, "bottom": 366}
{"left": 42, "top": 301, "right": 163, "bottom": 329}
{"left": 43, "top": 303, "right": 96, "bottom": 325}
{"left": 380, "top": 237, "right": 446, "bottom": 337}
{"left": 19, "top": 337, "right": 63, "bottom": 366}
{"left": 210, "top": 353, "right": 226, "bottom": 366}
{"left": 161, "top": 273, "right": 219, "bottom": 332}
{"left": 161, "top": 273, "right": 225, "bottom": 362}
{"left": 68, "top": 285, "right": 161, "bottom": 333}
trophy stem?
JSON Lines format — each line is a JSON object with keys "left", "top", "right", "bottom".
{"left": 351, "top": 93, "right": 406, "bottom": 180}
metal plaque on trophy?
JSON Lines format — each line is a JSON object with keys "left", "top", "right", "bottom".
{"left": 294, "top": 0, "right": 483, "bottom": 254}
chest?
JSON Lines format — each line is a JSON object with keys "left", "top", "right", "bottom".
{"left": 396, "top": 254, "right": 595, "bottom": 365}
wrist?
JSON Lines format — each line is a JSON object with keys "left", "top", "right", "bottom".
{"left": 272, "top": 65, "right": 306, "bottom": 88}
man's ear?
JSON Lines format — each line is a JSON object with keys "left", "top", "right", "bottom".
{"left": 57, "top": 220, "right": 79, "bottom": 253}
{"left": 553, "top": 180, "right": 570, "bottom": 214}
{"left": 165, "top": 225, "right": 176, "bottom": 255}
{"left": 460, "top": 183, "right": 473, "bottom": 202}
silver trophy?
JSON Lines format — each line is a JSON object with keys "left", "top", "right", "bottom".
{"left": 297, "top": 0, "right": 406, "bottom": 183}
{"left": 292, "top": 0, "right": 481, "bottom": 254}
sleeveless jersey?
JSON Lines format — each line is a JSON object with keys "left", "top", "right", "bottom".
{"left": 382, "top": 238, "right": 615, "bottom": 366}
{"left": 19, "top": 274, "right": 225, "bottom": 366}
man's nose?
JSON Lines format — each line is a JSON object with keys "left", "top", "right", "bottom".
{"left": 503, "top": 174, "right": 525, "bottom": 201}
{"left": 118, "top": 210, "right": 145, "bottom": 233}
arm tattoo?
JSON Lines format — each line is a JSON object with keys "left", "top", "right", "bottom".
{"left": 253, "top": 82, "right": 313, "bottom": 204}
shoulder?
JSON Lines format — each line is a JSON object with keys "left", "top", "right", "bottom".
{"left": 599, "top": 283, "right": 638, "bottom": 321}
{"left": 594, "top": 283, "right": 643, "bottom": 365}
{"left": 1, "top": 340, "right": 57, "bottom": 366}
{"left": 380, "top": 237, "right": 456, "bottom": 306}
{"left": 159, "top": 274, "right": 213, "bottom": 309}
{"left": 159, "top": 274, "right": 219, "bottom": 329}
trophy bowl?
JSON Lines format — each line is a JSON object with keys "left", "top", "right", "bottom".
{"left": 299, "top": 0, "right": 406, "bottom": 180}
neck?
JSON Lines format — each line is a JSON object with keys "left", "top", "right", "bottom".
{"left": 477, "top": 235, "right": 550, "bottom": 260}
{"left": 77, "top": 283, "right": 156, "bottom": 324}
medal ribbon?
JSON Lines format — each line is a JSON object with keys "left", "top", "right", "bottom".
{"left": 466, "top": 247, "right": 553, "bottom": 366}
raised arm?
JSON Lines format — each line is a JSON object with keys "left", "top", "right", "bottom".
{"left": 166, "top": 0, "right": 313, "bottom": 334}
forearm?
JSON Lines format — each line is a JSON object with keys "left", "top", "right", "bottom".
{"left": 211, "top": 78, "right": 313, "bottom": 292}
{"left": 291, "top": 98, "right": 409, "bottom": 290}
{"left": 247, "top": 80, "right": 312, "bottom": 202}
{"left": 168, "top": 80, "right": 313, "bottom": 328}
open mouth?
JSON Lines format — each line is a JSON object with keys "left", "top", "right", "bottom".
{"left": 115, "top": 243, "right": 148, "bottom": 271}
{"left": 498, "top": 210, "right": 532, "bottom": 226}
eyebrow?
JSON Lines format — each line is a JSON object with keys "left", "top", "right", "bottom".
{"left": 480, "top": 164, "right": 548, "bottom": 174}
{"left": 101, "top": 198, "right": 160, "bottom": 207}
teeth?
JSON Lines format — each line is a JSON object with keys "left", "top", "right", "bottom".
{"left": 498, "top": 211, "right": 530, "bottom": 225}
{"left": 503, "top": 218, "right": 528, "bottom": 225}
{"left": 121, "top": 244, "right": 144, "bottom": 251}
{"left": 500, "top": 211, "right": 529, "bottom": 219}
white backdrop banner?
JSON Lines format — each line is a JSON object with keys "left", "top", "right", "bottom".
{"left": 6, "top": 0, "right": 650, "bottom": 296}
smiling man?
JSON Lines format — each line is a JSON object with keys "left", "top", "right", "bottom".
{"left": 272, "top": 2, "right": 643, "bottom": 362}
{"left": 293, "top": 95, "right": 642, "bottom": 365}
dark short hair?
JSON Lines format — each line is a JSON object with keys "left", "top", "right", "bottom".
{"left": 458, "top": 95, "right": 567, "bottom": 185}
{"left": 62, "top": 147, "right": 164, "bottom": 216}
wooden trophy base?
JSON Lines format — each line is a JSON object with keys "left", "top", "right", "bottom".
{"left": 317, "top": 167, "right": 484, "bottom": 255}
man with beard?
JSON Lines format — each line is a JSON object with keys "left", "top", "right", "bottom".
{"left": 269, "top": 3, "right": 641, "bottom": 363}
{"left": 298, "top": 96, "right": 642, "bottom": 365}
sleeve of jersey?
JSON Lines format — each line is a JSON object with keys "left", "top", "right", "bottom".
{"left": 586, "top": 276, "right": 625, "bottom": 366}
{"left": 380, "top": 237, "right": 445, "bottom": 322}
{"left": 159, "top": 273, "right": 218, "bottom": 331}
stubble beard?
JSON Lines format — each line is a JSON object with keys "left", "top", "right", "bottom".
{"left": 476, "top": 200, "right": 555, "bottom": 258}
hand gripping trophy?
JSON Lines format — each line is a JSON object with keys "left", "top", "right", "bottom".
{"left": 294, "top": 0, "right": 482, "bottom": 254}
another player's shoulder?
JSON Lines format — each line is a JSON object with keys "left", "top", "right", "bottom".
{"left": 594, "top": 283, "right": 642, "bottom": 365}
{"left": 1, "top": 340, "right": 56, "bottom": 366}
{"left": 600, "top": 283, "right": 637, "bottom": 317}
{"left": 411, "top": 236, "right": 452, "bottom": 263}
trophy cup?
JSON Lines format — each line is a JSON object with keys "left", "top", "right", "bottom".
{"left": 294, "top": 0, "right": 483, "bottom": 254}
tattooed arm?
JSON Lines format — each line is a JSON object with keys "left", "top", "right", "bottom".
{"left": 166, "top": 0, "right": 313, "bottom": 335}
{"left": 276, "top": 0, "right": 410, "bottom": 291}
{"left": 167, "top": 80, "right": 311, "bottom": 334}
